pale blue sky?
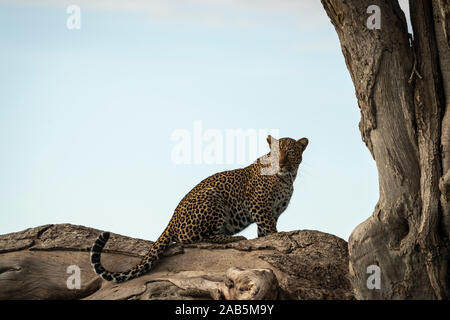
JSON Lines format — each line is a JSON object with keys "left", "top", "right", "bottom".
{"left": 0, "top": 0, "right": 409, "bottom": 241}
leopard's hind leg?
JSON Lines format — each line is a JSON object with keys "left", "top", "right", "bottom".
{"left": 203, "top": 234, "right": 247, "bottom": 243}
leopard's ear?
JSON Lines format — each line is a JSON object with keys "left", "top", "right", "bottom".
{"left": 297, "top": 137, "right": 308, "bottom": 150}
{"left": 267, "top": 135, "right": 278, "bottom": 147}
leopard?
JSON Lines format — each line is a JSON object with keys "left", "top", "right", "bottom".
{"left": 91, "top": 135, "right": 308, "bottom": 283}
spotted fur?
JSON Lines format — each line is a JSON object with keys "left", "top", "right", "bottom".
{"left": 91, "top": 135, "right": 308, "bottom": 282}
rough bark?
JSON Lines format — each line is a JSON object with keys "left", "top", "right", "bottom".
{"left": 0, "top": 224, "right": 353, "bottom": 300}
{"left": 321, "top": 0, "right": 449, "bottom": 299}
{"left": 409, "top": 0, "right": 447, "bottom": 300}
{"left": 433, "top": 0, "right": 450, "bottom": 247}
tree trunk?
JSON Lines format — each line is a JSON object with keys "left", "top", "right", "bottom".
{"left": 320, "top": 0, "right": 449, "bottom": 299}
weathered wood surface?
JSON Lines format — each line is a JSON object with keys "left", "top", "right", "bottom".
{"left": 0, "top": 224, "right": 353, "bottom": 300}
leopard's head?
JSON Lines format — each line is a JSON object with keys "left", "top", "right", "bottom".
{"left": 266, "top": 135, "right": 308, "bottom": 177}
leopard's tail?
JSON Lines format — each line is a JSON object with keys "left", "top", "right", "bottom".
{"left": 90, "top": 229, "right": 173, "bottom": 283}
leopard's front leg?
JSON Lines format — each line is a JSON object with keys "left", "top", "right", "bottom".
{"left": 251, "top": 204, "right": 277, "bottom": 237}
